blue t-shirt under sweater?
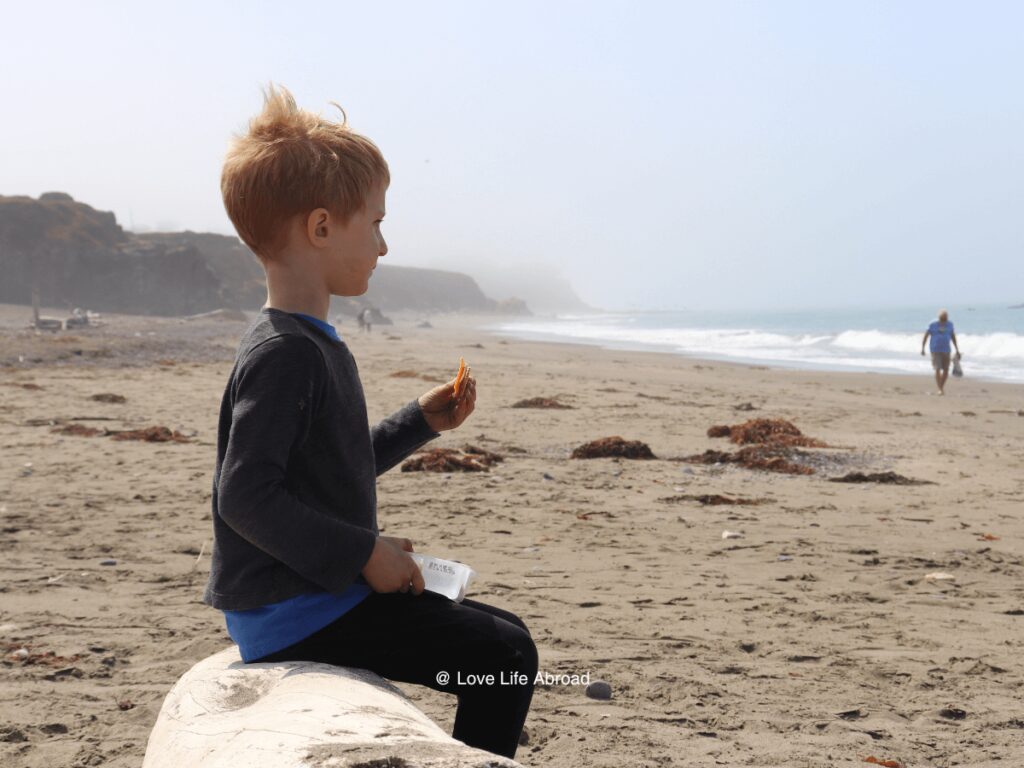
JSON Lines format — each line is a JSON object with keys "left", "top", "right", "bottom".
{"left": 927, "top": 321, "right": 955, "bottom": 354}
{"left": 223, "top": 313, "right": 371, "bottom": 663}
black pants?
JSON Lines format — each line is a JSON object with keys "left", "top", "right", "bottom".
{"left": 256, "top": 591, "right": 537, "bottom": 759}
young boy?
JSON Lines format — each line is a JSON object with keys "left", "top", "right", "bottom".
{"left": 204, "top": 85, "right": 536, "bottom": 759}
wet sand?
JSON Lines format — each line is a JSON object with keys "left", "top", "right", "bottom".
{"left": 1, "top": 303, "right": 1023, "bottom": 767}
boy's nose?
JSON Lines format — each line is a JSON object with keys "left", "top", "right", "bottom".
{"left": 379, "top": 237, "right": 388, "bottom": 257}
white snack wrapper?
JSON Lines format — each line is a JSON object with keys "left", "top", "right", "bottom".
{"left": 409, "top": 553, "right": 476, "bottom": 602}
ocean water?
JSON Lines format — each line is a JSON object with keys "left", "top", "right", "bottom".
{"left": 489, "top": 304, "right": 1024, "bottom": 383}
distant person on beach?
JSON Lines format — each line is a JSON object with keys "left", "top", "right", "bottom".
{"left": 358, "top": 306, "right": 372, "bottom": 333}
{"left": 921, "top": 309, "right": 961, "bottom": 395}
{"left": 206, "top": 85, "right": 535, "bottom": 759}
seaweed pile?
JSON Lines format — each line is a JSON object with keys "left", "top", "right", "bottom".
{"left": 829, "top": 471, "right": 933, "bottom": 486}
{"left": 401, "top": 445, "right": 504, "bottom": 472}
{"left": 50, "top": 423, "right": 192, "bottom": 443}
{"left": 512, "top": 397, "right": 573, "bottom": 409}
{"left": 571, "top": 437, "right": 656, "bottom": 460}
{"left": 706, "top": 418, "right": 828, "bottom": 447}
{"left": 658, "top": 494, "right": 769, "bottom": 506}
{"left": 683, "top": 418, "right": 827, "bottom": 474}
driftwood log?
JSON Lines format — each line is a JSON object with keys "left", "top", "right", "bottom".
{"left": 143, "top": 646, "right": 522, "bottom": 768}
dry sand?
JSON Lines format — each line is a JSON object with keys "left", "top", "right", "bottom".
{"left": 1, "top": 303, "right": 1023, "bottom": 768}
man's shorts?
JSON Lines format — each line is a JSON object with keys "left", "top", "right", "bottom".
{"left": 932, "top": 352, "right": 951, "bottom": 371}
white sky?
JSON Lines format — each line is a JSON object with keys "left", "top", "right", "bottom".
{"left": 2, "top": 1, "right": 1022, "bottom": 310}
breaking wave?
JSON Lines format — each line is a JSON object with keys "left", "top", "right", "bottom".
{"left": 491, "top": 316, "right": 1024, "bottom": 382}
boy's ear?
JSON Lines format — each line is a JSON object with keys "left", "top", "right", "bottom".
{"left": 306, "top": 208, "right": 331, "bottom": 247}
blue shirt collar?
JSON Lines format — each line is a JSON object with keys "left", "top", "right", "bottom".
{"left": 290, "top": 312, "right": 341, "bottom": 342}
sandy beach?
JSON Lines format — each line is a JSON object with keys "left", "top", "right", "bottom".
{"left": 2, "top": 303, "right": 1023, "bottom": 768}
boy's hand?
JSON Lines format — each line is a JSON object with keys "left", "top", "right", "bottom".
{"left": 380, "top": 535, "right": 414, "bottom": 552}
{"left": 362, "top": 536, "right": 425, "bottom": 595}
{"left": 418, "top": 373, "right": 477, "bottom": 432}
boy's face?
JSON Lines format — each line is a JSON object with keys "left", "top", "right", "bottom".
{"left": 322, "top": 183, "right": 388, "bottom": 297}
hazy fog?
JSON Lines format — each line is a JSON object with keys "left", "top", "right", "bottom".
{"left": 3, "top": 1, "right": 1022, "bottom": 311}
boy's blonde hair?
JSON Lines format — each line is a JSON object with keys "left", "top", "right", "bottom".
{"left": 221, "top": 84, "right": 389, "bottom": 258}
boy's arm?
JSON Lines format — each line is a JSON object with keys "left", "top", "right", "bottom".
{"left": 218, "top": 336, "right": 376, "bottom": 592}
{"left": 370, "top": 400, "right": 440, "bottom": 476}
{"left": 370, "top": 371, "right": 477, "bottom": 475}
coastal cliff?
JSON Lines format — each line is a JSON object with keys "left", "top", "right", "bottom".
{"left": 0, "top": 193, "right": 533, "bottom": 318}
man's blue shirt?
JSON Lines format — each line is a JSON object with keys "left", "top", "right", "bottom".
{"left": 928, "top": 321, "right": 955, "bottom": 354}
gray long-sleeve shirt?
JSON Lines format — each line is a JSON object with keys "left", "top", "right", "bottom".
{"left": 203, "top": 309, "right": 438, "bottom": 610}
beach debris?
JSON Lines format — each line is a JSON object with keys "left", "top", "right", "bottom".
{"left": 463, "top": 445, "right": 503, "bottom": 463}
{"left": 4, "top": 381, "right": 43, "bottom": 390}
{"left": 117, "top": 699, "right": 136, "bottom": 711}
{"left": 585, "top": 680, "right": 613, "bottom": 700}
{"left": 44, "top": 666, "right": 83, "bottom": 681}
{"left": 64, "top": 307, "right": 90, "bottom": 328}
{"left": 401, "top": 446, "right": 503, "bottom": 473}
{"left": 722, "top": 530, "right": 744, "bottom": 540}
{"left": 571, "top": 437, "right": 656, "bottom": 460}
{"left": 682, "top": 418, "right": 829, "bottom": 474}
{"left": 91, "top": 393, "right": 126, "bottom": 403}
{"left": 47, "top": 421, "right": 191, "bottom": 443}
{"left": 777, "top": 554, "right": 793, "bottom": 561}
{"left": 182, "top": 308, "right": 248, "bottom": 322}
{"left": 112, "top": 426, "right": 191, "bottom": 443}
{"left": 389, "top": 370, "right": 445, "bottom": 383}
{"left": 707, "top": 418, "right": 828, "bottom": 448}
{"left": 863, "top": 758, "right": 903, "bottom": 768}
{"left": 978, "top": 533, "right": 1000, "bottom": 541}
{"left": 682, "top": 447, "right": 814, "bottom": 475}
{"left": 511, "top": 397, "right": 573, "bottom": 409}
{"left": 658, "top": 494, "right": 768, "bottom": 506}
{"left": 53, "top": 424, "right": 103, "bottom": 437}
{"left": 938, "top": 707, "right": 967, "bottom": 720}
{"left": 100, "top": 559, "right": 117, "bottom": 566}
{"left": 0, "top": 726, "right": 28, "bottom": 743}
{"left": 576, "top": 510, "right": 614, "bottom": 521}
{"left": 518, "top": 726, "right": 529, "bottom": 746}
{"left": 837, "top": 708, "right": 867, "bottom": 720}
{"left": 733, "top": 402, "right": 758, "bottom": 411}
{"left": 829, "top": 472, "right": 934, "bottom": 486}
{"left": 925, "top": 572, "right": 956, "bottom": 582}
{"left": 4, "top": 641, "right": 81, "bottom": 668}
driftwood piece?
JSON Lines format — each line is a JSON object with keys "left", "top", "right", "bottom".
{"left": 142, "top": 646, "right": 521, "bottom": 767}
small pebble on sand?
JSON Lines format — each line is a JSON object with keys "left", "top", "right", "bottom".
{"left": 585, "top": 680, "right": 612, "bottom": 700}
